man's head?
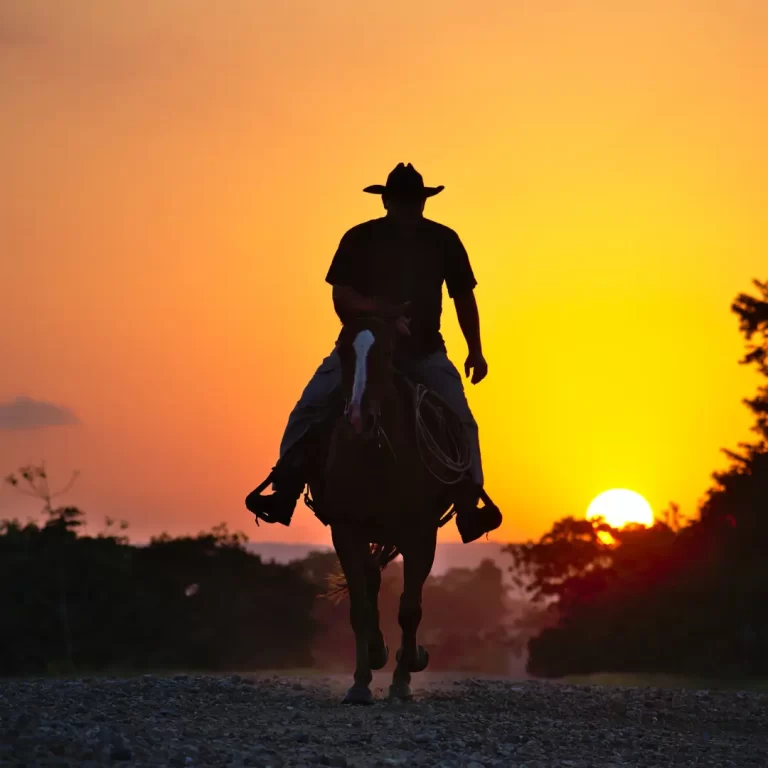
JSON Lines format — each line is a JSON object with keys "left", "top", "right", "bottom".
{"left": 382, "top": 194, "right": 425, "bottom": 219}
{"left": 363, "top": 163, "right": 443, "bottom": 220}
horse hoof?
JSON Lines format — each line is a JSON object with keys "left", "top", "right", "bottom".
{"left": 369, "top": 642, "right": 389, "bottom": 671}
{"left": 388, "top": 682, "right": 413, "bottom": 701}
{"left": 343, "top": 686, "right": 373, "bottom": 705}
{"left": 395, "top": 645, "right": 430, "bottom": 673}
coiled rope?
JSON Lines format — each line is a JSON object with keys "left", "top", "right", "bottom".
{"left": 412, "top": 383, "right": 472, "bottom": 485}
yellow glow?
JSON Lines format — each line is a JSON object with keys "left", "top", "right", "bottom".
{"left": 587, "top": 489, "right": 655, "bottom": 529}
{"left": 0, "top": 1, "right": 765, "bottom": 544}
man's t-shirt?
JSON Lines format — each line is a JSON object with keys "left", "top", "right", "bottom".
{"left": 325, "top": 217, "right": 477, "bottom": 358}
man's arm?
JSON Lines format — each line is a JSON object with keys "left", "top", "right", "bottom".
{"left": 453, "top": 290, "right": 488, "bottom": 384}
{"left": 332, "top": 285, "right": 410, "bottom": 325}
{"left": 442, "top": 227, "right": 487, "bottom": 384}
{"left": 454, "top": 290, "right": 482, "bottom": 355}
{"left": 332, "top": 285, "right": 378, "bottom": 319}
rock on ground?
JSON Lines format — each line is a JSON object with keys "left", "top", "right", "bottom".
{"left": 0, "top": 673, "right": 766, "bottom": 767}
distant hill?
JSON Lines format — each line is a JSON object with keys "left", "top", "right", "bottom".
{"left": 245, "top": 540, "right": 513, "bottom": 578}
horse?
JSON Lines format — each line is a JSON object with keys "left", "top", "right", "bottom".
{"left": 314, "top": 314, "right": 470, "bottom": 704}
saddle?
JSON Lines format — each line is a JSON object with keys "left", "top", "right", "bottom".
{"left": 301, "top": 371, "right": 472, "bottom": 528}
{"left": 247, "top": 370, "right": 500, "bottom": 542}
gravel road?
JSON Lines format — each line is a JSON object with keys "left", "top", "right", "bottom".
{"left": 1, "top": 672, "right": 766, "bottom": 767}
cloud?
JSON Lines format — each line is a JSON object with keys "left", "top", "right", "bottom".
{"left": 0, "top": 396, "right": 80, "bottom": 430}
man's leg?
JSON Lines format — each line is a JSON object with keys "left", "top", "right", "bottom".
{"left": 278, "top": 350, "right": 343, "bottom": 468}
{"left": 246, "top": 350, "right": 342, "bottom": 525}
{"left": 405, "top": 352, "right": 500, "bottom": 543}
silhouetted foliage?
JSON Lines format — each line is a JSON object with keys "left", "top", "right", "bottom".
{"left": 0, "top": 488, "right": 318, "bottom": 675}
{"left": 1, "top": 478, "right": 533, "bottom": 676}
{"left": 507, "top": 278, "right": 768, "bottom": 678}
{"left": 5, "top": 463, "right": 80, "bottom": 513}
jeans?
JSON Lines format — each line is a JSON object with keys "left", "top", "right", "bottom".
{"left": 278, "top": 349, "right": 483, "bottom": 487}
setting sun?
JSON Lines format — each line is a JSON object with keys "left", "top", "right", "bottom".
{"left": 586, "top": 489, "right": 655, "bottom": 529}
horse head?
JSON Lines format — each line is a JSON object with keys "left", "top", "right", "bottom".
{"left": 336, "top": 315, "right": 399, "bottom": 437}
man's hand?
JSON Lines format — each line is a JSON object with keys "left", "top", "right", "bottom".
{"left": 381, "top": 300, "right": 411, "bottom": 336}
{"left": 395, "top": 316, "right": 411, "bottom": 336}
{"left": 464, "top": 349, "right": 488, "bottom": 384}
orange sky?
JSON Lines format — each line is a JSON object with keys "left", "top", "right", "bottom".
{"left": 1, "top": 0, "right": 767, "bottom": 545}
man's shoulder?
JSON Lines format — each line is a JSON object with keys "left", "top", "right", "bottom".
{"left": 340, "top": 217, "right": 387, "bottom": 241}
{"left": 422, "top": 217, "right": 461, "bottom": 241}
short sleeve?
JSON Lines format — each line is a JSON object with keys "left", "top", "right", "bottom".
{"left": 325, "top": 227, "right": 367, "bottom": 292}
{"left": 444, "top": 230, "right": 477, "bottom": 299}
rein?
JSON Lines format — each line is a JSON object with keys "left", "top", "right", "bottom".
{"left": 339, "top": 319, "right": 472, "bottom": 497}
{"left": 342, "top": 372, "right": 472, "bottom": 485}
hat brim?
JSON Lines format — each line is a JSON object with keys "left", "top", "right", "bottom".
{"left": 363, "top": 184, "right": 444, "bottom": 198}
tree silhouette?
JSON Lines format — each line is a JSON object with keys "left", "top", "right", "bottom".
{"left": 0, "top": 472, "right": 319, "bottom": 675}
{"left": 5, "top": 462, "right": 80, "bottom": 516}
{"left": 510, "top": 277, "right": 768, "bottom": 678}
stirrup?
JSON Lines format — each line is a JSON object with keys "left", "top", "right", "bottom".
{"left": 245, "top": 468, "right": 301, "bottom": 526}
{"left": 455, "top": 488, "right": 502, "bottom": 544}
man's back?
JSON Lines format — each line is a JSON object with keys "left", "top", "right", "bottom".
{"left": 326, "top": 216, "right": 477, "bottom": 359}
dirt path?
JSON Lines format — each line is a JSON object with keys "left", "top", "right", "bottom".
{"left": 1, "top": 673, "right": 766, "bottom": 766}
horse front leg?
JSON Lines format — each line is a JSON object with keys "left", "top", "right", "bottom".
{"left": 390, "top": 529, "right": 437, "bottom": 700}
{"left": 331, "top": 525, "right": 375, "bottom": 705}
{"left": 364, "top": 552, "right": 388, "bottom": 670}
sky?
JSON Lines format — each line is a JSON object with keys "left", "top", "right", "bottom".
{"left": 1, "top": 0, "right": 767, "bottom": 545}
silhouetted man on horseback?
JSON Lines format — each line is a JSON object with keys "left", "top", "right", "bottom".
{"left": 246, "top": 163, "right": 502, "bottom": 543}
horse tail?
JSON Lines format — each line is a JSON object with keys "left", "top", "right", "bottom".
{"left": 323, "top": 543, "right": 401, "bottom": 604}
{"left": 371, "top": 542, "right": 401, "bottom": 570}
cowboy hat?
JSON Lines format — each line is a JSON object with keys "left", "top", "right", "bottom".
{"left": 363, "top": 163, "right": 444, "bottom": 199}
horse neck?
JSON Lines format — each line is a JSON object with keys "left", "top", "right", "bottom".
{"left": 374, "top": 374, "right": 418, "bottom": 455}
